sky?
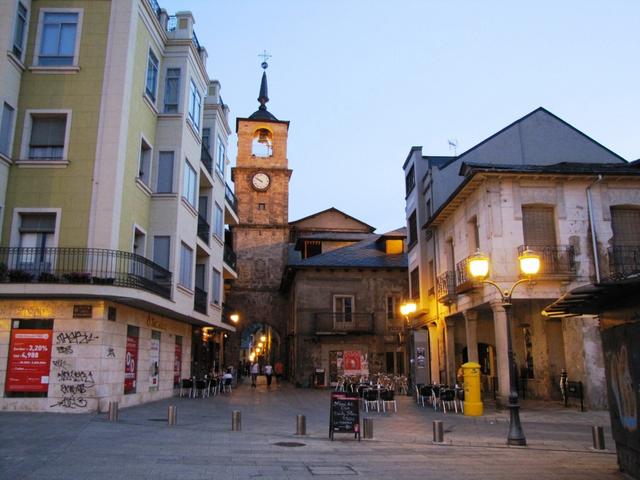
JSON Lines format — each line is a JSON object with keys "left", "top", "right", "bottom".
{"left": 163, "top": 0, "right": 640, "bottom": 234}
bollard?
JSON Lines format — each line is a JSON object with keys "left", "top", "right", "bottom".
{"left": 433, "top": 420, "right": 444, "bottom": 443}
{"left": 363, "top": 417, "right": 374, "bottom": 439}
{"left": 231, "top": 410, "right": 241, "bottom": 431}
{"left": 592, "top": 425, "right": 605, "bottom": 450}
{"left": 168, "top": 405, "right": 177, "bottom": 426}
{"left": 107, "top": 401, "right": 118, "bottom": 422}
{"left": 296, "top": 414, "right": 306, "bottom": 435}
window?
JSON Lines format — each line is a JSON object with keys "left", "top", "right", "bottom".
{"left": 28, "top": 114, "right": 67, "bottom": 160}
{"left": 163, "top": 68, "right": 180, "bottom": 113}
{"left": 202, "top": 128, "right": 210, "bottom": 151}
{"left": 257, "top": 203, "right": 266, "bottom": 211}
{"left": 405, "top": 165, "right": 415, "bottom": 196}
{"left": 407, "top": 210, "right": 418, "bottom": 248}
{"left": 252, "top": 128, "right": 272, "bottom": 156}
{"left": 179, "top": 242, "right": 193, "bottom": 289}
{"left": 145, "top": 49, "right": 159, "bottom": 101}
{"left": 18, "top": 213, "right": 56, "bottom": 271}
{"left": 156, "top": 151, "right": 174, "bottom": 193}
{"left": 211, "top": 268, "right": 221, "bottom": 305}
{"left": 0, "top": 103, "right": 15, "bottom": 156}
{"left": 138, "top": 138, "right": 151, "bottom": 186}
{"left": 333, "top": 295, "right": 354, "bottom": 323}
{"left": 386, "top": 295, "right": 401, "bottom": 321}
{"left": 132, "top": 227, "right": 146, "bottom": 257}
{"left": 188, "top": 80, "right": 201, "bottom": 130}
{"left": 216, "top": 136, "right": 225, "bottom": 176}
{"left": 611, "top": 207, "right": 640, "bottom": 246}
{"left": 427, "top": 260, "right": 435, "bottom": 295}
{"left": 214, "top": 203, "right": 223, "bottom": 239}
{"left": 410, "top": 267, "right": 420, "bottom": 300}
{"left": 37, "top": 11, "right": 80, "bottom": 66}
{"left": 13, "top": 3, "right": 28, "bottom": 59}
{"left": 182, "top": 159, "right": 197, "bottom": 208}
{"left": 467, "top": 216, "right": 480, "bottom": 252}
{"left": 153, "top": 236, "right": 170, "bottom": 270}
{"left": 426, "top": 199, "right": 432, "bottom": 219}
{"left": 522, "top": 205, "right": 556, "bottom": 247}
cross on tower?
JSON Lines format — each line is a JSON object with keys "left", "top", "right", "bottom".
{"left": 258, "top": 49, "right": 272, "bottom": 69}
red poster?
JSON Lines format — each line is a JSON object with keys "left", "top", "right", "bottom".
{"left": 343, "top": 350, "right": 362, "bottom": 374}
{"left": 174, "top": 342, "right": 182, "bottom": 386}
{"left": 6, "top": 329, "right": 53, "bottom": 393}
{"left": 124, "top": 335, "right": 138, "bottom": 394}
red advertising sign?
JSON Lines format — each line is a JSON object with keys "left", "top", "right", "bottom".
{"left": 6, "top": 329, "right": 53, "bottom": 393}
{"left": 343, "top": 350, "right": 362, "bottom": 374}
{"left": 174, "top": 341, "right": 182, "bottom": 386}
{"left": 124, "top": 334, "right": 138, "bottom": 394}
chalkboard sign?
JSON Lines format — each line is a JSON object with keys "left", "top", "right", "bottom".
{"left": 329, "top": 392, "right": 360, "bottom": 440}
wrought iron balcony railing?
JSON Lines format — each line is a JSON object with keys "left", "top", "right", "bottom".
{"left": 201, "top": 146, "right": 213, "bottom": 176}
{"left": 0, "top": 247, "right": 172, "bottom": 299}
{"left": 517, "top": 245, "right": 576, "bottom": 277}
{"left": 225, "top": 183, "right": 238, "bottom": 214}
{"left": 197, "top": 214, "right": 210, "bottom": 244}
{"left": 455, "top": 255, "right": 480, "bottom": 294}
{"left": 313, "top": 312, "right": 374, "bottom": 334}
{"left": 223, "top": 245, "right": 237, "bottom": 271}
{"left": 608, "top": 245, "right": 640, "bottom": 279}
{"left": 436, "top": 270, "right": 456, "bottom": 303}
{"left": 194, "top": 287, "right": 207, "bottom": 314}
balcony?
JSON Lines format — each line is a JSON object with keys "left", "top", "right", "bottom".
{"left": 0, "top": 247, "right": 172, "bottom": 299}
{"left": 313, "top": 312, "right": 374, "bottom": 335}
{"left": 436, "top": 270, "right": 456, "bottom": 304}
{"left": 517, "top": 245, "right": 576, "bottom": 278}
{"left": 197, "top": 214, "right": 210, "bottom": 244}
{"left": 225, "top": 183, "right": 238, "bottom": 214}
{"left": 194, "top": 287, "right": 207, "bottom": 314}
{"left": 608, "top": 245, "right": 640, "bottom": 280}
{"left": 200, "top": 146, "right": 213, "bottom": 176}
{"left": 455, "top": 255, "right": 480, "bottom": 294}
{"left": 223, "top": 245, "right": 237, "bottom": 271}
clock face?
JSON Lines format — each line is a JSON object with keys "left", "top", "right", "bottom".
{"left": 251, "top": 172, "right": 270, "bottom": 191}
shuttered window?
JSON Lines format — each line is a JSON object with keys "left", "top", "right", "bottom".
{"left": 611, "top": 207, "right": 640, "bottom": 246}
{"left": 29, "top": 115, "right": 66, "bottom": 159}
{"left": 522, "top": 206, "right": 556, "bottom": 246}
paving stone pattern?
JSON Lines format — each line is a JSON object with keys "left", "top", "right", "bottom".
{"left": 0, "top": 380, "right": 622, "bottom": 479}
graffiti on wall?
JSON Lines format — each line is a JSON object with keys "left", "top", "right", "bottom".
{"left": 50, "top": 362, "right": 95, "bottom": 409}
{"left": 606, "top": 344, "right": 637, "bottom": 431}
{"left": 56, "top": 331, "right": 99, "bottom": 345}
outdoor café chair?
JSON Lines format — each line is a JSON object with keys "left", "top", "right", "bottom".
{"left": 180, "top": 378, "right": 193, "bottom": 398}
{"left": 363, "top": 389, "right": 380, "bottom": 412}
{"left": 380, "top": 389, "right": 397, "bottom": 413}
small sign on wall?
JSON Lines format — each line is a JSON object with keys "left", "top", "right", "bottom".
{"left": 73, "top": 305, "right": 93, "bottom": 318}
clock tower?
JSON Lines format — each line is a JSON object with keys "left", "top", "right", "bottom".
{"left": 228, "top": 63, "right": 292, "bottom": 363}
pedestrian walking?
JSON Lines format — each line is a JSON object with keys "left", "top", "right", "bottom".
{"left": 264, "top": 363, "right": 273, "bottom": 387}
{"left": 250, "top": 361, "right": 260, "bottom": 388}
{"left": 274, "top": 360, "right": 284, "bottom": 384}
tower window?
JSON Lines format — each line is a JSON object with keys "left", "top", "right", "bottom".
{"left": 252, "top": 128, "right": 272, "bottom": 157}
{"left": 257, "top": 203, "right": 266, "bottom": 210}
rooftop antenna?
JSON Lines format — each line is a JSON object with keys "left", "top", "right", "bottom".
{"left": 258, "top": 49, "right": 272, "bottom": 70}
{"left": 448, "top": 138, "right": 458, "bottom": 156}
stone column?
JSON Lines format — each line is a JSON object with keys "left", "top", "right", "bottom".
{"left": 463, "top": 310, "right": 479, "bottom": 363}
{"left": 491, "top": 300, "right": 511, "bottom": 405}
{"left": 444, "top": 317, "right": 456, "bottom": 385}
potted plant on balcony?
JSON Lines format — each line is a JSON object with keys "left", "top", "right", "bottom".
{"left": 63, "top": 272, "right": 92, "bottom": 284}
{"left": 38, "top": 272, "right": 59, "bottom": 283}
{"left": 8, "top": 269, "right": 34, "bottom": 282}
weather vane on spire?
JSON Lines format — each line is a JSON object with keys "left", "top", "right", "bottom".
{"left": 258, "top": 50, "right": 272, "bottom": 70}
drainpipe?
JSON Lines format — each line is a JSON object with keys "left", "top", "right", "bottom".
{"left": 586, "top": 175, "right": 603, "bottom": 284}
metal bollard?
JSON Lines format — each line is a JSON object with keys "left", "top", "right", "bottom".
{"left": 296, "top": 414, "right": 306, "bottom": 435}
{"left": 107, "top": 401, "right": 118, "bottom": 422}
{"left": 363, "top": 418, "right": 374, "bottom": 439}
{"left": 592, "top": 425, "right": 605, "bottom": 450}
{"left": 168, "top": 405, "right": 177, "bottom": 426}
{"left": 231, "top": 410, "right": 241, "bottom": 431}
{"left": 433, "top": 420, "right": 444, "bottom": 443}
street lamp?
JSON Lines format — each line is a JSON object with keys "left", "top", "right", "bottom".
{"left": 230, "top": 313, "right": 239, "bottom": 323}
{"left": 468, "top": 249, "right": 541, "bottom": 446}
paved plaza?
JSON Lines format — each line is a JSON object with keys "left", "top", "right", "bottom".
{"left": 0, "top": 380, "right": 622, "bottom": 480}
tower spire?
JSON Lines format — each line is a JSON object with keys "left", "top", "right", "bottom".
{"left": 248, "top": 51, "right": 278, "bottom": 121}
{"left": 258, "top": 70, "right": 269, "bottom": 111}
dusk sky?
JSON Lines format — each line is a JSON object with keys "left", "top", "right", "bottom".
{"left": 163, "top": 0, "right": 640, "bottom": 233}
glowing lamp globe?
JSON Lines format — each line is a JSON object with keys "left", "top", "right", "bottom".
{"left": 260, "top": 335, "right": 267, "bottom": 342}
{"left": 469, "top": 252, "right": 490, "bottom": 280}
{"left": 400, "top": 302, "right": 417, "bottom": 316}
{"left": 519, "top": 249, "right": 541, "bottom": 276}
{"left": 230, "top": 314, "right": 239, "bottom": 323}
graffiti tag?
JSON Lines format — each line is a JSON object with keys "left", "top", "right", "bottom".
{"left": 56, "top": 346, "right": 73, "bottom": 354}
{"left": 56, "top": 331, "right": 98, "bottom": 345}
{"left": 52, "top": 359, "right": 69, "bottom": 369}
{"left": 57, "top": 370, "right": 95, "bottom": 386}
{"left": 106, "top": 347, "right": 116, "bottom": 358}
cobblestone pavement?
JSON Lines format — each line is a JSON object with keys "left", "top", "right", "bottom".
{"left": 0, "top": 380, "right": 622, "bottom": 480}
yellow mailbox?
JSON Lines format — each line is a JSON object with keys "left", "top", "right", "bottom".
{"left": 462, "top": 361, "right": 483, "bottom": 416}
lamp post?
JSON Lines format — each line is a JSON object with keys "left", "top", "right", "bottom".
{"left": 468, "top": 249, "right": 541, "bottom": 446}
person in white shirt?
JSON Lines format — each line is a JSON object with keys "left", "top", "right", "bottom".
{"left": 250, "top": 362, "right": 260, "bottom": 388}
{"left": 264, "top": 363, "right": 273, "bottom": 387}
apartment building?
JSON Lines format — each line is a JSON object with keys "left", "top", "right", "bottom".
{"left": 0, "top": 0, "right": 238, "bottom": 412}
{"left": 403, "top": 108, "right": 640, "bottom": 408}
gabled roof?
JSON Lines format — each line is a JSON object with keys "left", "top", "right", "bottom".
{"left": 459, "top": 161, "right": 640, "bottom": 176}
{"left": 289, "top": 207, "right": 375, "bottom": 233}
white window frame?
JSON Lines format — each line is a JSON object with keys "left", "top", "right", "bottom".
{"left": 163, "top": 67, "right": 181, "bottom": 113}
{"left": 211, "top": 267, "right": 221, "bottom": 305}
{"left": 12, "top": 1, "right": 29, "bottom": 62}
{"left": 32, "top": 8, "right": 84, "bottom": 69}
{"left": 132, "top": 223, "right": 147, "bottom": 257}
{"left": 137, "top": 134, "right": 153, "bottom": 187}
{"left": 0, "top": 102, "right": 16, "bottom": 159}
{"left": 188, "top": 79, "right": 201, "bottom": 130}
{"left": 216, "top": 135, "right": 225, "bottom": 177}
{"left": 214, "top": 203, "right": 223, "bottom": 240}
{"left": 179, "top": 241, "right": 193, "bottom": 290}
{"left": 182, "top": 159, "right": 197, "bottom": 209}
{"left": 145, "top": 47, "right": 160, "bottom": 102}
{"left": 9, "top": 207, "right": 61, "bottom": 249}
{"left": 333, "top": 294, "right": 355, "bottom": 324}
{"left": 154, "top": 150, "right": 175, "bottom": 193}
{"left": 152, "top": 235, "right": 171, "bottom": 271}
{"left": 19, "top": 109, "right": 72, "bottom": 164}
{"left": 386, "top": 295, "right": 401, "bottom": 321}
